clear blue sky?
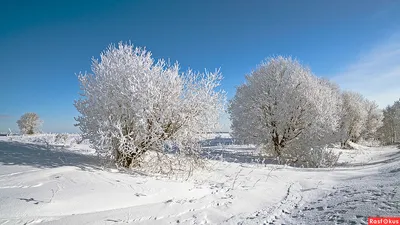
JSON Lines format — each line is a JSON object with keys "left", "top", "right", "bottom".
{"left": 1, "top": 0, "right": 400, "bottom": 133}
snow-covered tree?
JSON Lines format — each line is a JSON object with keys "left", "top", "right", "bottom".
{"left": 339, "top": 91, "right": 368, "bottom": 145}
{"left": 378, "top": 99, "right": 400, "bottom": 144}
{"left": 74, "top": 43, "right": 225, "bottom": 171}
{"left": 228, "top": 56, "right": 342, "bottom": 167}
{"left": 339, "top": 92, "right": 383, "bottom": 146}
{"left": 361, "top": 100, "right": 383, "bottom": 140}
{"left": 17, "top": 113, "right": 42, "bottom": 135}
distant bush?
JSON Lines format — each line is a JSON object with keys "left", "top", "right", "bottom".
{"left": 17, "top": 113, "right": 42, "bottom": 135}
{"left": 55, "top": 134, "right": 69, "bottom": 144}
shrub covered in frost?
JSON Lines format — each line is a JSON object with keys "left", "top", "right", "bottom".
{"left": 17, "top": 113, "right": 42, "bottom": 135}
{"left": 74, "top": 43, "right": 225, "bottom": 172}
{"left": 55, "top": 134, "right": 69, "bottom": 144}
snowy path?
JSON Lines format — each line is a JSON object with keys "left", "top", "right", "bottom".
{"left": 0, "top": 137, "right": 399, "bottom": 224}
{"left": 276, "top": 152, "right": 400, "bottom": 225}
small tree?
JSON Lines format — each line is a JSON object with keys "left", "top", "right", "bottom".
{"left": 17, "top": 113, "right": 42, "bottom": 135}
{"left": 229, "top": 56, "right": 342, "bottom": 167}
{"left": 74, "top": 43, "right": 225, "bottom": 172}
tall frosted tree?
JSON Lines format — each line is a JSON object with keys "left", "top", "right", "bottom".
{"left": 378, "top": 99, "right": 400, "bottom": 144}
{"left": 339, "top": 92, "right": 383, "bottom": 146}
{"left": 339, "top": 91, "right": 368, "bottom": 145}
{"left": 229, "top": 56, "right": 342, "bottom": 167}
{"left": 74, "top": 43, "right": 225, "bottom": 171}
{"left": 361, "top": 99, "right": 383, "bottom": 140}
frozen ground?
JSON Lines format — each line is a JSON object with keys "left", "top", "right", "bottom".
{"left": 0, "top": 134, "right": 399, "bottom": 225}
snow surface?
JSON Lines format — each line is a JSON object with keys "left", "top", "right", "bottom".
{"left": 0, "top": 134, "right": 399, "bottom": 224}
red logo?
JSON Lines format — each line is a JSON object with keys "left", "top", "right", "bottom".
{"left": 369, "top": 217, "right": 400, "bottom": 225}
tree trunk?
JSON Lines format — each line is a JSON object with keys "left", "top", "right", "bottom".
{"left": 272, "top": 132, "right": 285, "bottom": 164}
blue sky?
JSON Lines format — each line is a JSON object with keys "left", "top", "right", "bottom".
{"left": 1, "top": 0, "right": 400, "bottom": 133}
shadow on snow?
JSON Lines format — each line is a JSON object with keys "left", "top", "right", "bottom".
{"left": 0, "top": 140, "right": 101, "bottom": 170}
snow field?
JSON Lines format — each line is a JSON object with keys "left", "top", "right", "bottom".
{"left": 0, "top": 134, "right": 399, "bottom": 224}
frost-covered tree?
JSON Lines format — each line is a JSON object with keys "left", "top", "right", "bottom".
{"left": 339, "top": 91, "right": 368, "bottom": 145}
{"left": 74, "top": 43, "right": 225, "bottom": 171}
{"left": 378, "top": 99, "right": 400, "bottom": 144}
{"left": 339, "top": 92, "right": 383, "bottom": 146}
{"left": 229, "top": 56, "right": 342, "bottom": 167}
{"left": 17, "top": 113, "right": 42, "bottom": 135}
{"left": 361, "top": 100, "right": 383, "bottom": 140}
